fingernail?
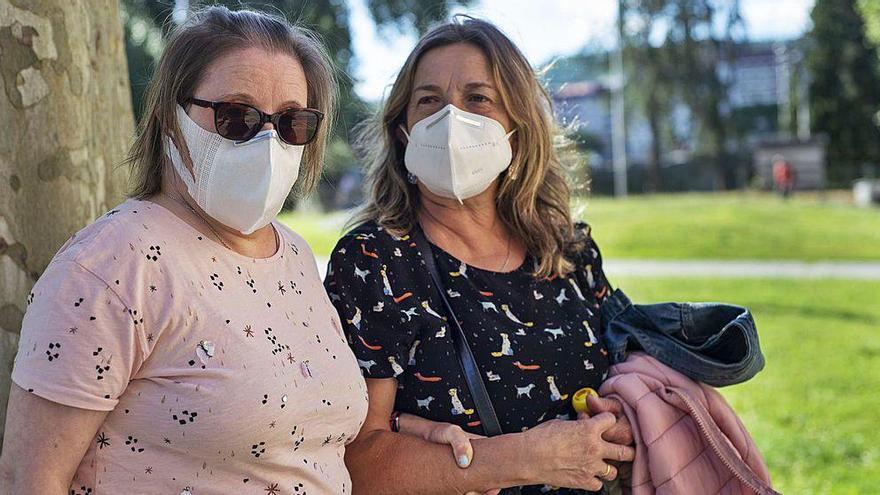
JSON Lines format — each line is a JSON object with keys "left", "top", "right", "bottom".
{"left": 458, "top": 455, "right": 470, "bottom": 467}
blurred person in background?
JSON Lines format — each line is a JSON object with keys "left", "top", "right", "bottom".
{"left": 772, "top": 154, "right": 797, "bottom": 198}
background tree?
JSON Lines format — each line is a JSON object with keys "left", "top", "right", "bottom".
{"left": 0, "top": 0, "right": 134, "bottom": 448}
{"left": 366, "top": 0, "right": 469, "bottom": 35}
{"left": 859, "top": 0, "right": 880, "bottom": 46}
{"left": 621, "top": 0, "right": 676, "bottom": 192}
{"left": 808, "top": 0, "right": 880, "bottom": 185}
{"left": 621, "top": 0, "right": 743, "bottom": 190}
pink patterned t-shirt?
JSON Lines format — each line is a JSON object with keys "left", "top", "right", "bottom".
{"left": 12, "top": 198, "right": 368, "bottom": 495}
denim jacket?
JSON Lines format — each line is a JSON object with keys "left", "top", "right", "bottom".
{"left": 599, "top": 289, "right": 765, "bottom": 387}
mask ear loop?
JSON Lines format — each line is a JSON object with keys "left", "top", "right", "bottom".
{"left": 398, "top": 124, "right": 421, "bottom": 186}
{"left": 166, "top": 135, "right": 199, "bottom": 193}
{"left": 504, "top": 128, "right": 519, "bottom": 180}
{"left": 399, "top": 124, "right": 411, "bottom": 141}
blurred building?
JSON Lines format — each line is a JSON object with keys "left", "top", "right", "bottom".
{"left": 553, "top": 81, "right": 612, "bottom": 162}
{"left": 727, "top": 43, "right": 781, "bottom": 109}
{"left": 550, "top": 40, "right": 821, "bottom": 190}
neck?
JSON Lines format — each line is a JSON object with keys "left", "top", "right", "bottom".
{"left": 417, "top": 183, "right": 522, "bottom": 271}
{"left": 153, "top": 169, "right": 278, "bottom": 259}
{"left": 419, "top": 186, "right": 500, "bottom": 238}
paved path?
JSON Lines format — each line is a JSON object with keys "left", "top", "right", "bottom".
{"left": 315, "top": 257, "right": 880, "bottom": 280}
{"left": 604, "top": 260, "right": 880, "bottom": 280}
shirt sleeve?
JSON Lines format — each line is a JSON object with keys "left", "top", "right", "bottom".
{"left": 574, "top": 222, "right": 613, "bottom": 305}
{"left": 12, "top": 259, "right": 146, "bottom": 411}
{"left": 324, "top": 230, "right": 420, "bottom": 379}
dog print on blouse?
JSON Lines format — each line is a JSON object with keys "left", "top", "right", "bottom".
{"left": 325, "top": 221, "right": 611, "bottom": 494}
{"left": 326, "top": 222, "right": 612, "bottom": 494}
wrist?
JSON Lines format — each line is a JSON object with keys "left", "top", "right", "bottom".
{"left": 510, "top": 431, "right": 543, "bottom": 486}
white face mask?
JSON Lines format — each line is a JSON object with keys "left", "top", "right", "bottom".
{"left": 403, "top": 104, "right": 515, "bottom": 202}
{"left": 166, "top": 105, "right": 304, "bottom": 235}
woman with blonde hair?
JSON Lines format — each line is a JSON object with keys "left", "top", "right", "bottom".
{"left": 326, "top": 16, "right": 633, "bottom": 494}
{"left": 1, "top": 6, "right": 367, "bottom": 494}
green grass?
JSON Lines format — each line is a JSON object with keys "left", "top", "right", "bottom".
{"left": 281, "top": 191, "right": 880, "bottom": 261}
{"left": 577, "top": 191, "right": 880, "bottom": 261}
{"left": 278, "top": 209, "right": 351, "bottom": 258}
{"left": 614, "top": 277, "right": 880, "bottom": 495}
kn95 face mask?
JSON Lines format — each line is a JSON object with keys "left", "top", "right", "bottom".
{"left": 166, "top": 105, "right": 304, "bottom": 235}
{"left": 402, "top": 104, "right": 515, "bottom": 202}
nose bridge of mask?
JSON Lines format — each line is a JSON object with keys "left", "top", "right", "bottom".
{"left": 419, "top": 103, "right": 453, "bottom": 132}
{"left": 452, "top": 111, "right": 484, "bottom": 128}
{"left": 234, "top": 128, "right": 287, "bottom": 147}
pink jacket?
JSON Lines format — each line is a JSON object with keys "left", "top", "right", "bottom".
{"left": 599, "top": 353, "right": 780, "bottom": 495}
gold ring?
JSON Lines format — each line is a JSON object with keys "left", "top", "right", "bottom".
{"left": 601, "top": 464, "right": 613, "bottom": 479}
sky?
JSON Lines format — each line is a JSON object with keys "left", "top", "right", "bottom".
{"left": 349, "top": 0, "right": 815, "bottom": 102}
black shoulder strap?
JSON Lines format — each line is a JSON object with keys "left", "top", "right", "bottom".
{"left": 412, "top": 225, "right": 505, "bottom": 437}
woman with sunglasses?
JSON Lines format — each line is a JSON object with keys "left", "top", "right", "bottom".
{"left": 0, "top": 6, "right": 367, "bottom": 494}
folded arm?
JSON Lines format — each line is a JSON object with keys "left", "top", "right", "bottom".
{"left": 346, "top": 378, "right": 534, "bottom": 494}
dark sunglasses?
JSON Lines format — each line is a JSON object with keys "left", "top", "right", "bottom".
{"left": 184, "top": 97, "right": 323, "bottom": 145}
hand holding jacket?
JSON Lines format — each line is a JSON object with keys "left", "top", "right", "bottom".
{"left": 523, "top": 412, "right": 635, "bottom": 491}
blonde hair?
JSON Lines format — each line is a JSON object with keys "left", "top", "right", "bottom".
{"left": 126, "top": 5, "right": 336, "bottom": 198}
{"left": 352, "top": 16, "right": 581, "bottom": 277}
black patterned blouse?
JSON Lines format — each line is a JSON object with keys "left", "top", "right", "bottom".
{"left": 324, "top": 220, "right": 613, "bottom": 494}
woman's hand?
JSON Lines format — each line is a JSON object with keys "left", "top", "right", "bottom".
{"left": 397, "top": 413, "right": 501, "bottom": 495}
{"left": 585, "top": 395, "right": 635, "bottom": 486}
{"left": 522, "top": 412, "right": 635, "bottom": 492}
{"left": 586, "top": 395, "right": 633, "bottom": 446}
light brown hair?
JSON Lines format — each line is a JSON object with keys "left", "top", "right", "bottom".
{"left": 352, "top": 16, "right": 581, "bottom": 277}
{"left": 126, "top": 5, "right": 336, "bottom": 198}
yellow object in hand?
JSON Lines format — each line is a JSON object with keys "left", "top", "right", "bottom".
{"left": 572, "top": 387, "right": 598, "bottom": 415}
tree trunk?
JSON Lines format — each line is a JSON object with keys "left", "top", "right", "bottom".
{"left": 645, "top": 91, "right": 664, "bottom": 193}
{"left": 0, "top": 0, "right": 133, "bottom": 449}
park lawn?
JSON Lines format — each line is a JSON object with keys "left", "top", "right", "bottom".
{"left": 577, "top": 191, "right": 880, "bottom": 261}
{"left": 278, "top": 209, "right": 351, "bottom": 258}
{"left": 281, "top": 191, "right": 880, "bottom": 260}
{"left": 614, "top": 276, "right": 880, "bottom": 495}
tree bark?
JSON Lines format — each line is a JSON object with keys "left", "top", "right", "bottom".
{"left": 0, "top": 0, "right": 133, "bottom": 449}
{"left": 645, "top": 91, "right": 663, "bottom": 193}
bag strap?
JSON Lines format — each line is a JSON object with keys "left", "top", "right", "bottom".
{"left": 412, "top": 225, "right": 506, "bottom": 437}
